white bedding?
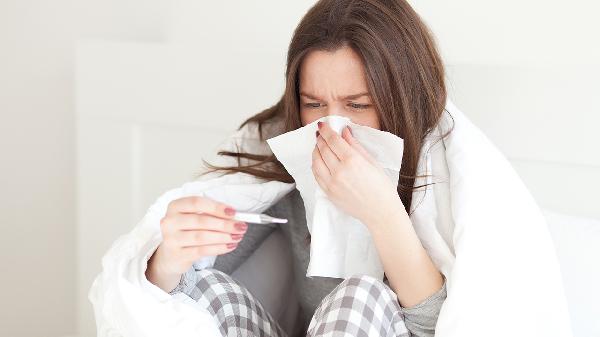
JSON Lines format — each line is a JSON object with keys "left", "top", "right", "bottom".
{"left": 89, "top": 99, "right": 573, "bottom": 337}
{"left": 543, "top": 209, "right": 600, "bottom": 337}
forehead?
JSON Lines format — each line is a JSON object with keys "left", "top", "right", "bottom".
{"left": 299, "top": 46, "right": 368, "bottom": 96}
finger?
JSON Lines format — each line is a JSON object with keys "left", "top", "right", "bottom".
{"left": 315, "top": 133, "right": 341, "bottom": 171}
{"left": 164, "top": 213, "right": 247, "bottom": 233}
{"left": 167, "top": 196, "right": 236, "bottom": 218}
{"left": 312, "top": 145, "right": 332, "bottom": 179}
{"left": 317, "top": 121, "right": 354, "bottom": 161}
{"left": 177, "top": 229, "right": 244, "bottom": 248}
{"left": 182, "top": 242, "right": 239, "bottom": 260}
{"left": 313, "top": 169, "right": 330, "bottom": 194}
{"left": 341, "top": 126, "right": 378, "bottom": 166}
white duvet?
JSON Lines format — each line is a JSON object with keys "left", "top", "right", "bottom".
{"left": 89, "top": 99, "right": 573, "bottom": 337}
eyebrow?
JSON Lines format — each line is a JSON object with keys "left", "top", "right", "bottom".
{"left": 299, "top": 91, "right": 371, "bottom": 100}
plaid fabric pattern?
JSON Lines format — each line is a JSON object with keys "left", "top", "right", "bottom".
{"left": 187, "top": 269, "right": 409, "bottom": 337}
{"left": 190, "top": 269, "right": 287, "bottom": 337}
{"left": 307, "top": 275, "right": 409, "bottom": 337}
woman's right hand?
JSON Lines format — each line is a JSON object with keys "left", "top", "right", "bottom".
{"left": 146, "top": 196, "right": 248, "bottom": 292}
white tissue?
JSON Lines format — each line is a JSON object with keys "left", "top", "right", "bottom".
{"left": 266, "top": 115, "right": 404, "bottom": 279}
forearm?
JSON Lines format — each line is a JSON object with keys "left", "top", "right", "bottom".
{"left": 366, "top": 198, "right": 444, "bottom": 308}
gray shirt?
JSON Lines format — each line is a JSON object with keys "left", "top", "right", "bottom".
{"left": 172, "top": 188, "right": 447, "bottom": 337}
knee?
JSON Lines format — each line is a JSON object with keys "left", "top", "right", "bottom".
{"left": 193, "top": 268, "right": 252, "bottom": 315}
{"left": 309, "top": 274, "right": 404, "bottom": 335}
{"left": 344, "top": 274, "right": 380, "bottom": 283}
{"left": 193, "top": 268, "right": 245, "bottom": 298}
{"left": 341, "top": 274, "right": 388, "bottom": 291}
{"left": 197, "top": 267, "right": 238, "bottom": 284}
{"left": 193, "top": 269, "right": 284, "bottom": 336}
{"left": 332, "top": 274, "right": 396, "bottom": 301}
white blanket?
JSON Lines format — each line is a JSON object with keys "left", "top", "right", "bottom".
{"left": 89, "top": 99, "right": 573, "bottom": 337}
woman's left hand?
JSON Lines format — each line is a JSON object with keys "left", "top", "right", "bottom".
{"left": 312, "top": 121, "right": 404, "bottom": 227}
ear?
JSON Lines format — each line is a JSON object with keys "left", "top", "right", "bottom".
{"left": 342, "top": 126, "right": 378, "bottom": 166}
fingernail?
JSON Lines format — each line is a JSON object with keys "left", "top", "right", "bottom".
{"left": 317, "top": 121, "right": 322, "bottom": 129}
{"left": 235, "top": 222, "right": 247, "bottom": 231}
{"left": 231, "top": 233, "right": 243, "bottom": 240}
{"left": 346, "top": 126, "right": 353, "bottom": 135}
{"left": 225, "top": 207, "right": 236, "bottom": 216}
{"left": 226, "top": 243, "right": 238, "bottom": 249}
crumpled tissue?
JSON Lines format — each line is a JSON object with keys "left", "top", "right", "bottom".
{"left": 266, "top": 115, "right": 404, "bottom": 279}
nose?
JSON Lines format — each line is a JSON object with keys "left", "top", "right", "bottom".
{"left": 301, "top": 101, "right": 354, "bottom": 126}
{"left": 322, "top": 102, "right": 349, "bottom": 119}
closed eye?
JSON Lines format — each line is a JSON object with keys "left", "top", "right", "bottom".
{"left": 302, "top": 102, "right": 371, "bottom": 109}
{"left": 349, "top": 103, "right": 371, "bottom": 109}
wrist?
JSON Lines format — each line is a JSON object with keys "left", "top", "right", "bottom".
{"left": 146, "top": 247, "right": 184, "bottom": 292}
{"left": 362, "top": 195, "right": 408, "bottom": 232}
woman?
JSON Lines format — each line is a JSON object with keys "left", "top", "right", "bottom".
{"left": 147, "top": 0, "right": 449, "bottom": 336}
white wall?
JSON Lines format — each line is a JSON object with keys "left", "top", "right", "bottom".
{"left": 409, "top": 0, "right": 600, "bottom": 67}
{"left": 0, "top": 1, "right": 169, "bottom": 336}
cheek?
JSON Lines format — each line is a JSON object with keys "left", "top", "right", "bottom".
{"left": 371, "top": 110, "right": 381, "bottom": 129}
{"left": 355, "top": 110, "right": 381, "bottom": 129}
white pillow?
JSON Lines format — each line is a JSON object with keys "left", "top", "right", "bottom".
{"left": 542, "top": 209, "right": 600, "bottom": 337}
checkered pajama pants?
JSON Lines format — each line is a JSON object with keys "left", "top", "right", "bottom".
{"left": 187, "top": 268, "right": 410, "bottom": 337}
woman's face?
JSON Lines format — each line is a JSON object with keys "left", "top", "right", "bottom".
{"left": 298, "top": 46, "right": 381, "bottom": 129}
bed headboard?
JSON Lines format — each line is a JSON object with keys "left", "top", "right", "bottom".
{"left": 445, "top": 64, "right": 600, "bottom": 219}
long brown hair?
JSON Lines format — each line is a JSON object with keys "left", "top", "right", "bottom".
{"left": 199, "top": 0, "right": 451, "bottom": 216}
